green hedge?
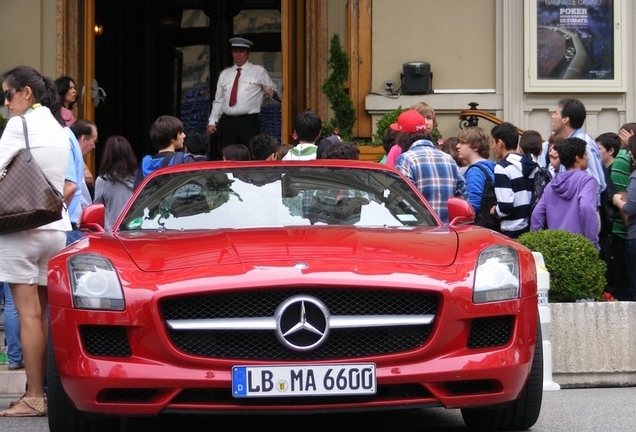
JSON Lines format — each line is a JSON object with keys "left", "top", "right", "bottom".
{"left": 517, "top": 229, "right": 606, "bottom": 303}
{"left": 373, "top": 106, "right": 406, "bottom": 145}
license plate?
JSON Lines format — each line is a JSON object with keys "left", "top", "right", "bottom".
{"left": 232, "top": 363, "right": 376, "bottom": 398}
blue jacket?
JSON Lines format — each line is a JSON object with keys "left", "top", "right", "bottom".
{"left": 465, "top": 160, "right": 496, "bottom": 214}
{"left": 133, "top": 151, "right": 194, "bottom": 188}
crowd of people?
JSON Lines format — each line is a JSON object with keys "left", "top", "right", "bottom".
{"left": 379, "top": 98, "right": 636, "bottom": 305}
{"left": 0, "top": 57, "right": 360, "bottom": 418}
{"left": 2, "top": 36, "right": 636, "bottom": 419}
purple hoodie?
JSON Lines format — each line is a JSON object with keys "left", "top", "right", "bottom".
{"left": 530, "top": 169, "right": 600, "bottom": 250}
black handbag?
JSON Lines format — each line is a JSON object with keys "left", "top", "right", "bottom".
{"left": 0, "top": 116, "right": 65, "bottom": 234}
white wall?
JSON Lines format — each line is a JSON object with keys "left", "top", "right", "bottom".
{"left": 0, "top": 0, "right": 57, "bottom": 78}
{"left": 372, "top": 0, "right": 496, "bottom": 94}
{"left": 367, "top": 0, "right": 634, "bottom": 142}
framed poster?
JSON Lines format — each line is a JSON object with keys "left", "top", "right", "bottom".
{"left": 524, "top": 0, "right": 626, "bottom": 92}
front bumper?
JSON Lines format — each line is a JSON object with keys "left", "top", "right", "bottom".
{"left": 50, "top": 296, "right": 537, "bottom": 416}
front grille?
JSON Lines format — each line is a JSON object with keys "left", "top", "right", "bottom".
{"left": 172, "top": 383, "right": 432, "bottom": 406}
{"left": 169, "top": 326, "right": 432, "bottom": 360}
{"left": 80, "top": 325, "right": 131, "bottom": 357}
{"left": 161, "top": 289, "right": 438, "bottom": 360}
{"left": 466, "top": 316, "right": 514, "bottom": 349}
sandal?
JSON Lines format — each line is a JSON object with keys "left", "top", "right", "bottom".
{"left": 0, "top": 397, "right": 48, "bottom": 417}
{"left": 8, "top": 392, "right": 26, "bottom": 408}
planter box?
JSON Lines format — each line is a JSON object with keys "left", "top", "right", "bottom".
{"left": 357, "top": 146, "right": 385, "bottom": 162}
{"left": 550, "top": 302, "right": 636, "bottom": 388}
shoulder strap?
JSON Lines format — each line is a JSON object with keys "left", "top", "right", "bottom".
{"left": 20, "top": 116, "right": 33, "bottom": 156}
{"left": 468, "top": 163, "right": 493, "bottom": 181}
{"left": 160, "top": 153, "right": 176, "bottom": 168}
{"left": 20, "top": 115, "right": 66, "bottom": 206}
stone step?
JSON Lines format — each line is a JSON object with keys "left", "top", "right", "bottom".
{"left": 0, "top": 328, "right": 28, "bottom": 397}
{"left": 0, "top": 364, "right": 26, "bottom": 397}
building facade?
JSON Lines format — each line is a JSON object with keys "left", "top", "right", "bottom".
{"left": 0, "top": 1, "right": 632, "bottom": 164}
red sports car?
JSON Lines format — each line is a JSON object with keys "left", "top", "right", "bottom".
{"left": 47, "top": 160, "right": 542, "bottom": 431}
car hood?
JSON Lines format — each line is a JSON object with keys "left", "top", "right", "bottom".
{"left": 115, "top": 227, "right": 459, "bottom": 272}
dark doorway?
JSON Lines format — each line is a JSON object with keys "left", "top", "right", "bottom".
{"left": 93, "top": 0, "right": 282, "bottom": 167}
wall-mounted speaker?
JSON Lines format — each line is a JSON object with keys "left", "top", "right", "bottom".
{"left": 402, "top": 61, "right": 432, "bottom": 95}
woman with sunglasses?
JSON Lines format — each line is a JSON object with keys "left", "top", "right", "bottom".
{"left": 0, "top": 65, "right": 71, "bottom": 417}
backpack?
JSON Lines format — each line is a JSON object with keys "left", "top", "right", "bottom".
{"left": 468, "top": 164, "right": 500, "bottom": 232}
{"left": 162, "top": 151, "right": 195, "bottom": 167}
{"left": 599, "top": 164, "right": 617, "bottom": 236}
{"left": 530, "top": 166, "right": 552, "bottom": 211}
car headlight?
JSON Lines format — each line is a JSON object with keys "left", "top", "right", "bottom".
{"left": 473, "top": 245, "right": 520, "bottom": 303}
{"left": 69, "top": 254, "right": 125, "bottom": 311}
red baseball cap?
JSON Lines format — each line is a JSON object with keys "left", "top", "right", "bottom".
{"left": 389, "top": 110, "right": 428, "bottom": 133}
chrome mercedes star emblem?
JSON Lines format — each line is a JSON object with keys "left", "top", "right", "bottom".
{"left": 274, "top": 295, "right": 330, "bottom": 351}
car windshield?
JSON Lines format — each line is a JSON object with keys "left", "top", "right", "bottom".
{"left": 119, "top": 166, "right": 437, "bottom": 231}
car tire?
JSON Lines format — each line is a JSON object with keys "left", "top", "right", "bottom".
{"left": 460, "top": 316, "right": 544, "bottom": 431}
{"left": 47, "top": 335, "right": 121, "bottom": 432}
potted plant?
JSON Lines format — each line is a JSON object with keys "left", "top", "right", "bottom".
{"left": 518, "top": 229, "right": 636, "bottom": 388}
{"left": 321, "top": 34, "right": 355, "bottom": 142}
{"left": 321, "top": 34, "right": 384, "bottom": 162}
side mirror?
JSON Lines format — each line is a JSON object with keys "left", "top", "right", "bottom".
{"left": 79, "top": 203, "right": 105, "bottom": 232}
{"left": 448, "top": 197, "right": 474, "bottom": 226}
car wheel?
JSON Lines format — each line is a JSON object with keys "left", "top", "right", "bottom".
{"left": 461, "top": 317, "right": 543, "bottom": 431}
{"left": 47, "top": 335, "right": 121, "bottom": 432}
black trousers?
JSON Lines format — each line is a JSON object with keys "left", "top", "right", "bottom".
{"left": 610, "top": 234, "right": 633, "bottom": 301}
{"left": 220, "top": 113, "right": 260, "bottom": 147}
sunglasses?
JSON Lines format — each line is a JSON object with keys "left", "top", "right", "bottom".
{"left": 3, "top": 88, "right": 21, "bottom": 102}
